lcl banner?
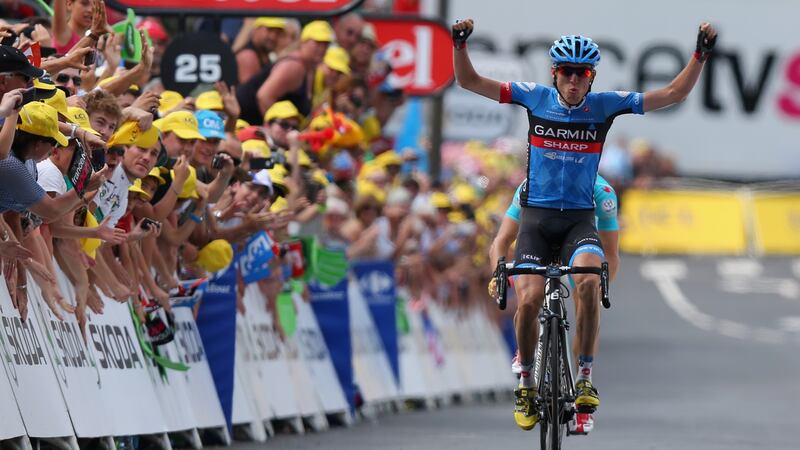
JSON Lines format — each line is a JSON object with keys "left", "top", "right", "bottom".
{"left": 107, "top": 0, "right": 363, "bottom": 16}
{"left": 368, "top": 17, "right": 454, "bottom": 96}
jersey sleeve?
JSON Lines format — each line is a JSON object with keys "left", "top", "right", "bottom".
{"left": 499, "top": 81, "right": 546, "bottom": 110}
{"left": 504, "top": 183, "right": 524, "bottom": 222}
{"left": 597, "top": 91, "right": 645, "bottom": 118}
{"left": 595, "top": 187, "right": 619, "bottom": 232}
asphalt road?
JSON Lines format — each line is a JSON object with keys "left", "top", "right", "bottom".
{"left": 229, "top": 256, "right": 800, "bottom": 450}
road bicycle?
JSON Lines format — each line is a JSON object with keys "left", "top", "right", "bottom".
{"left": 494, "top": 257, "right": 610, "bottom": 449}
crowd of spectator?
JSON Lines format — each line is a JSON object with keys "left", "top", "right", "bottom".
{"left": 0, "top": 1, "right": 520, "bottom": 342}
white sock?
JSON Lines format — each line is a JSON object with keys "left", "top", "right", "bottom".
{"left": 519, "top": 364, "right": 535, "bottom": 388}
{"left": 577, "top": 355, "right": 593, "bottom": 382}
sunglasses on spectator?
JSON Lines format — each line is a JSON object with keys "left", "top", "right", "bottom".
{"left": 55, "top": 73, "right": 82, "bottom": 86}
{"left": 556, "top": 66, "right": 593, "bottom": 78}
{"left": 272, "top": 120, "right": 299, "bottom": 131}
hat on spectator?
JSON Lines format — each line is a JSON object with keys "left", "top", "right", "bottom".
{"left": 429, "top": 192, "right": 452, "bottom": 209}
{"left": 32, "top": 77, "right": 57, "bottom": 94}
{"left": 448, "top": 211, "right": 467, "bottom": 223}
{"left": 268, "top": 167, "right": 289, "bottom": 196}
{"left": 16, "top": 102, "right": 68, "bottom": 146}
{"left": 235, "top": 119, "right": 250, "bottom": 131}
{"left": 312, "top": 169, "right": 329, "bottom": 186}
{"left": 356, "top": 180, "right": 386, "bottom": 204}
{"left": 107, "top": 120, "right": 160, "bottom": 148}
{"left": 172, "top": 166, "right": 200, "bottom": 199}
{"left": 375, "top": 149, "right": 402, "bottom": 168}
{"left": 270, "top": 196, "right": 288, "bottom": 213}
{"left": 128, "top": 179, "right": 152, "bottom": 201}
{"left": 251, "top": 169, "right": 273, "bottom": 192}
{"left": 137, "top": 18, "right": 169, "bottom": 42}
{"left": 195, "top": 110, "right": 226, "bottom": 140}
{"left": 325, "top": 196, "right": 349, "bottom": 216}
{"left": 360, "top": 23, "right": 379, "bottom": 44}
{"left": 254, "top": 17, "right": 287, "bottom": 29}
{"left": 301, "top": 20, "right": 334, "bottom": 42}
{"left": 154, "top": 111, "right": 206, "bottom": 141}
{"left": 158, "top": 90, "right": 184, "bottom": 116}
{"left": 452, "top": 184, "right": 478, "bottom": 205}
{"left": 66, "top": 107, "right": 100, "bottom": 135}
{"left": 196, "top": 91, "right": 224, "bottom": 111}
{"left": 264, "top": 100, "right": 302, "bottom": 123}
{"left": 237, "top": 125, "right": 266, "bottom": 143}
{"left": 331, "top": 151, "right": 355, "bottom": 181}
{"left": 146, "top": 167, "right": 166, "bottom": 185}
{"left": 297, "top": 149, "right": 312, "bottom": 167}
{"left": 196, "top": 239, "right": 234, "bottom": 273}
{"left": 242, "top": 139, "right": 271, "bottom": 158}
{"left": 80, "top": 213, "right": 102, "bottom": 259}
{"left": 0, "top": 45, "right": 44, "bottom": 78}
{"left": 323, "top": 47, "right": 350, "bottom": 74}
{"left": 41, "top": 87, "right": 69, "bottom": 119}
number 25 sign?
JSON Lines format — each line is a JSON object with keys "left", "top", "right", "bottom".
{"left": 368, "top": 17, "right": 454, "bottom": 96}
{"left": 160, "top": 33, "right": 238, "bottom": 96}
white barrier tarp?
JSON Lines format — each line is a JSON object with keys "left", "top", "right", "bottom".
{"left": 425, "top": 303, "right": 464, "bottom": 397}
{"left": 0, "top": 276, "right": 75, "bottom": 438}
{"left": 0, "top": 280, "right": 26, "bottom": 441}
{"left": 292, "top": 292, "right": 350, "bottom": 415}
{"left": 172, "top": 306, "right": 228, "bottom": 430}
{"left": 348, "top": 280, "right": 398, "bottom": 404}
{"left": 241, "top": 285, "right": 303, "bottom": 420}
{"left": 232, "top": 314, "right": 267, "bottom": 435}
{"left": 87, "top": 295, "right": 169, "bottom": 436}
{"left": 395, "top": 296, "right": 430, "bottom": 401}
{"left": 30, "top": 274, "right": 113, "bottom": 438}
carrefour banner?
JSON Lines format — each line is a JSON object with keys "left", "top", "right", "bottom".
{"left": 351, "top": 260, "right": 399, "bottom": 383}
{"left": 195, "top": 262, "right": 238, "bottom": 430}
{"left": 308, "top": 278, "right": 353, "bottom": 411}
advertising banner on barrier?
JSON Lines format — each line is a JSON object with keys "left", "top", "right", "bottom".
{"left": 0, "top": 277, "right": 75, "bottom": 439}
{"left": 351, "top": 260, "right": 399, "bottom": 382}
{"left": 348, "top": 280, "right": 399, "bottom": 404}
{"left": 30, "top": 275, "right": 114, "bottom": 439}
{"left": 195, "top": 263, "right": 238, "bottom": 429}
{"left": 752, "top": 193, "right": 800, "bottom": 254}
{"left": 239, "top": 232, "right": 274, "bottom": 284}
{"left": 292, "top": 291, "right": 350, "bottom": 417}
{"left": 0, "top": 286, "right": 26, "bottom": 441}
{"left": 620, "top": 189, "right": 747, "bottom": 254}
{"left": 172, "top": 307, "right": 228, "bottom": 430}
{"left": 234, "top": 309, "right": 276, "bottom": 426}
{"left": 308, "top": 278, "right": 354, "bottom": 411}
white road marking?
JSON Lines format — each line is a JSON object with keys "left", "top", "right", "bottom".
{"left": 793, "top": 259, "right": 800, "bottom": 279}
{"left": 641, "top": 260, "right": 797, "bottom": 346}
{"left": 717, "top": 259, "right": 763, "bottom": 278}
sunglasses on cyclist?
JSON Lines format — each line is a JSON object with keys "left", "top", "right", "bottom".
{"left": 556, "top": 66, "right": 593, "bottom": 78}
{"left": 55, "top": 73, "right": 82, "bottom": 86}
{"left": 273, "top": 120, "right": 299, "bottom": 131}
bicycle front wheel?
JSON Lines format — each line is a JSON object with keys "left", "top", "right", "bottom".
{"left": 547, "top": 316, "right": 562, "bottom": 450}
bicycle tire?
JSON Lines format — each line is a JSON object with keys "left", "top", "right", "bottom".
{"left": 539, "top": 321, "right": 550, "bottom": 449}
{"left": 548, "top": 316, "right": 561, "bottom": 450}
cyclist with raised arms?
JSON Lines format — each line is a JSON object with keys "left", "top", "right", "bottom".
{"left": 452, "top": 19, "right": 716, "bottom": 430}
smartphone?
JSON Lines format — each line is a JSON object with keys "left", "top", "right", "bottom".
{"left": 83, "top": 49, "right": 96, "bottom": 66}
{"left": 90, "top": 149, "right": 105, "bottom": 171}
{"left": 177, "top": 200, "right": 198, "bottom": 226}
{"left": 0, "top": 31, "right": 17, "bottom": 46}
{"left": 249, "top": 157, "right": 274, "bottom": 171}
{"left": 141, "top": 218, "right": 160, "bottom": 230}
{"left": 17, "top": 87, "right": 36, "bottom": 108}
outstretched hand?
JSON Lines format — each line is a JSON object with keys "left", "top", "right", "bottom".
{"left": 452, "top": 19, "right": 474, "bottom": 50}
{"left": 695, "top": 22, "right": 717, "bottom": 62}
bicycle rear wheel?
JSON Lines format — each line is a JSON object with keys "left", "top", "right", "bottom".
{"left": 547, "top": 316, "right": 562, "bottom": 450}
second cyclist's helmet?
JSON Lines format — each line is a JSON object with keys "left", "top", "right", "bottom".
{"left": 549, "top": 35, "right": 601, "bottom": 66}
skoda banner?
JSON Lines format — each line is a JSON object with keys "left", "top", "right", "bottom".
{"left": 351, "top": 260, "right": 399, "bottom": 383}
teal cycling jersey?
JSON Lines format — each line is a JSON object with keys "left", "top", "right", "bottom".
{"left": 505, "top": 174, "right": 618, "bottom": 231}
{"left": 499, "top": 82, "right": 643, "bottom": 210}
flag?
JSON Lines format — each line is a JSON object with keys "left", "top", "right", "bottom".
{"left": 22, "top": 42, "right": 41, "bottom": 67}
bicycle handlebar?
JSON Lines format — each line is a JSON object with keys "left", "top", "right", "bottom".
{"left": 493, "top": 257, "right": 610, "bottom": 310}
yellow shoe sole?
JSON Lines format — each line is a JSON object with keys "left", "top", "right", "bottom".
{"left": 514, "top": 411, "right": 538, "bottom": 431}
{"left": 575, "top": 396, "right": 600, "bottom": 408}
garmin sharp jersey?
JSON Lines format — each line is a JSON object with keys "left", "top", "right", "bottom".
{"left": 506, "top": 175, "right": 619, "bottom": 232}
{"left": 499, "top": 82, "right": 643, "bottom": 210}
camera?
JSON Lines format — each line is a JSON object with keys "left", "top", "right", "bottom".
{"left": 249, "top": 157, "right": 275, "bottom": 171}
{"left": 211, "top": 154, "right": 225, "bottom": 170}
{"left": 141, "top": 218, "right": 160, "bottom": 230}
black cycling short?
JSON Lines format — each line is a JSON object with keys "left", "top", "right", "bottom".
{"left": 513, "top": 207, "right": 604, "bottom": 267}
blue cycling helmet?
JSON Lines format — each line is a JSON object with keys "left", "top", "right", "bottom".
{"left": 549, "top": 35, "right": 601, "bottom": 66}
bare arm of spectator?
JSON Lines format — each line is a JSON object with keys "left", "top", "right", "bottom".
{"left": 232, "top": 18, "right": 256, "bottom": 54}
{"left": 131, "top": 242, "right": 171, "bottom": 313}
{"left": 52, "top": 0, "right": 72, "bottom": 48}
{"left": 121, "top": 106, "right": 154, "bottom": 132}
{"left": 100, "top": 35, "right": 153, "bottom": 96}
{"left": 255, "top": 60, "right": 305, "bottom": 116}
{"left": 217, "top": 82, "right": 241, "bottom": 133}
{"left": 40, "top": 47, "right": 92, "bottom": 74}
{"left": 346, "top": 223, "right": 380, "bottom": 259}
{"left": 0, "top": 102, "right": 21, "bottom": 159}
{"left": 133, "top": 157, "right": 190, "bottom": 221}
{"left": 202, "top": 157, "right": 235, "bottom": 204}
{"left": 158, "top": 197, "right": 207, "bottom": 246}
{"left": 49, "top": 214, "right": 127, "bottom": 244}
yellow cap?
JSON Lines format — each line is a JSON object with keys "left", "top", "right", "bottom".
{"left": 235, "top": 119, "right": 250, "bottom": 131}
{"left": 107, "top": 120, "right": 160, "bottom": 148}
{"left": 298, "top": 149, "right": 312, "bottom": 167}
{"left": 171, "top": 165, "right": 199, "bottom": 199}
{"left": 158, "top": 90, "right": 184, "bottom": 116}
{"left": 128, "top": 179, "right": 152, "bottom": 201}
{"left": 429, "top": 192, "right": 452, "bottom": 209}
{"left": 66, "top": 107, "right": 100, "bottom": 136}
{"left": 358, "top": 160, "right": 386, "bottom": 181}
{"left": 17, "top": 102, "right": 68, "bottom": 146}
{"left": 448, "top": 211, "right": 467, "bottom": 223}
{"left": 356, "top": 180, "right": 386, "bottom": 204}
{"left": 375, "top": 150, "right": 402, "bottom": 168}
{"left": 254, "top": 17, "right": 286, "bottom": 29}
{"left": 195, "top": 90, "right": 224, "bottom": 111}
{"left": 267, "top": 166, "right": 289, "bottom": 193}
{"left": 33, "top": 78, "right": 57, "bottom": 91}
{"left": 452, "top": 184, "right": 478, "bottom": 205}
{"left": 41, "top": 87, "right": 69, "bottom": 119}
{"left": 270, "top": 163, "right": 289, "bottom": 178}
{"left": 323, "top": 47, "right": 350, "bottom": 74}
{"left": 242, "top": 139, "right": 271, "bottom": 158}
{"left": 301, "top": 20, "right": 334, "bottom": 42}
{"left": 154, "top": 111, "right": 206, "bottom": 141}
{"left": 80, "top": 213, "right": 102, "bottom": 259}
{"left": 270, "top": 196, "right": 288, "bottom": 213}
{"left": 196, "top": 239, "right": 234, "bottom": 273}
{"left": 264, "top": 100, "right": 302, "bottom": 124}
{"left": 97, "top": 75, "right": 117, "bottom": 88}
{"left": 312, "top": 169, "right": 329, "bottom": 186}
{"left": 146, "top": 167, "right": 166, "bottom": 185}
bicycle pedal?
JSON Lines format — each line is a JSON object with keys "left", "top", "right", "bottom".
{"left": 568, "top": 412, "right": 594, "bottom": 435}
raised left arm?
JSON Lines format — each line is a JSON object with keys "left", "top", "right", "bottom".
{"left": 643, "top": 22, "right": 717, "bottom": 112}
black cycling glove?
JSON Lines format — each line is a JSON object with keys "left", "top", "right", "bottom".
{"left": 695, "top": 27, "right": 716, "bottom": 62}
{"left": 452, "top": 21, "right": 473, "bottom": 50}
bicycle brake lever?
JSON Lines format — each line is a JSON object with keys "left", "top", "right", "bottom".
{"left": 600, "top": 261, "right": 610, "bottom": 309}
{"left": 496, "top": 257, "right": 507, "bottom": 310}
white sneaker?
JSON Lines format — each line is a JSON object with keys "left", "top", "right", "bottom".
{"left": 511, "top": 350, "right": 521, "bottom": 375}
{"left": 568, "top": 412, "right": 594, "bottom": 435}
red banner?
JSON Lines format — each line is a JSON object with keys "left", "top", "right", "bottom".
{"left": 107, "top": 0, "right": 363, "bottom": 15}
{"left": 368, "top": 17, "right": 454, "bottom": 96}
